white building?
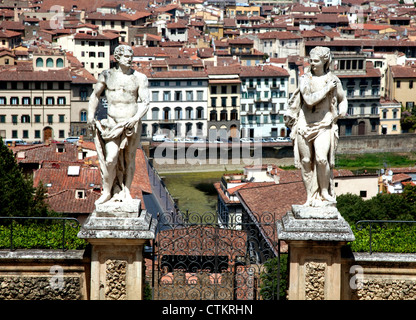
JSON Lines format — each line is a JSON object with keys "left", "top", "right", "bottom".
{"left": 239, "top": 65, "right": 289, "bottom": 139}
{"left": 143, "top": 71, "right": 209, "bottom": 139}
{"left": 56, "top": 30, "right": 119, "bottom": 79}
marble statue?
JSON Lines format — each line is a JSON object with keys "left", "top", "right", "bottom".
{"left": 284, "top": 46, "right": 347, "bottom": 207}
{"left": 88, "top": 45, "right": 150, "bottom": 205}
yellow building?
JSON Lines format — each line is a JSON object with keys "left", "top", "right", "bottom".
{"left": 379, "top": 99, "right": 402, "bottom": 135}
{"left": 386, "top": 64, "right": 416, "bottom": 111}
{"left": 226, "top": 5, "right": 261, "bottom": 18}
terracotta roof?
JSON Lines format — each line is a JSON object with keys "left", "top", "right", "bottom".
{"left": 149, "top": 70, "right": 207, "bottom": 79}
{"left": 392, "top": 173, "right": 412, "bottom": 183}
{"left": 257, "top": 31, "right": 302, "bottom": 40}
{"left": 240, "top": 65, "right": 289, "bottom": 78}
{"left": 390, "top": 65, "right": 416, "bottom": 79}
{"left": 47, "top": 189, "right": 100, "bottom": 214}
{"left": 0, "top": 67, "right": 72, "bottom": 81}
{"left": 74, "top": 32, "right": 119, "bottom": 40}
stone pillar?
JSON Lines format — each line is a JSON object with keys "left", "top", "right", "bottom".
{"left": 277, "top": 205, "right": 355, "bottom": 300}
{"left": 78, "top": 200, "right": 157, "bottom": 300}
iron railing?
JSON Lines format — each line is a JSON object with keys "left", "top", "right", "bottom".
{"left": 0, "top": 217, "right": 81, "bottom": 251}
{"left": 356, "top": 220, "right": 416, "bottom": 255}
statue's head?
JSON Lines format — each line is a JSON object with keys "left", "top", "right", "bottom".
{"left": 309, "top": 46, "right": 332, "bottom": 74}
{"left": 114, "top": 45, "right": 134, "bottom": 67}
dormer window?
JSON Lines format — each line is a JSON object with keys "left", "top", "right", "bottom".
{"left": 76, "top": 190, "right": 85, "bottom": 199}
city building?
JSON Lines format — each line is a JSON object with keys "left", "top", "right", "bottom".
{"left": 144, "top": 68, "right": 209, "bottom": 139}
{"left": 239, "top": 65, "right": 289, "bottom": 139}
{"left": 206, "top": 65, "right": 241, "bottom": 141}
{"left": 334, "top": 53, "right": 382, "bottom": 136}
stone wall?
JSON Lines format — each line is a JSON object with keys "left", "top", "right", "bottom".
{"left": 0, "top": 249, "right": 89, "bottom": 300}
{"left": 342, "top": 252, "right": 416, "bottom": 300}
{"left": 337, "top": 133, "right": 416, "bottom": 154}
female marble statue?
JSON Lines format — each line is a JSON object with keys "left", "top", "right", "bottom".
{"left": 284, "top": 47, "right": 348, "bottom": 207}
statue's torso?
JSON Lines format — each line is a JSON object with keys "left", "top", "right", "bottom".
{"left": 104, "top": 69, "right": 141, "bottom": 122}
{"left": 299, "top": 73, "right": 334, "bottom": 126}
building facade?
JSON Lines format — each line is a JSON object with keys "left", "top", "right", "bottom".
{"left": 143, "top": 71, "right": 209, "bottom": 139}
{"left": 239, "top": 65, "right": 289, "bottom": 139}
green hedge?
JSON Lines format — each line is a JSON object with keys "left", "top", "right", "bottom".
{"left": 0, "top": 222, "right": 87, "bottom": 250}
{"left": 349, "top": 224, "right": 416, "bottom": 253}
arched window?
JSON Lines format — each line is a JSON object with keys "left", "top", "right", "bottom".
{"left": 80, "top": 110, "right": 87, "bottom": 122}
{"left": 152, "top": 108, "right": 159, "bottom": 120}
{"left": 174, "top": 107, "right": 182, "bottom": 120}
{"left": 56, "top": 58, "right": 64, "bottom": 68}
{"left": 210, "top": 110, "right": 217, "bottom": 121}
{"left": 163, "top": 107, "right": 171, "bottom": 120}
{"left": 36, "top": 58, "right": 44, "bottom": 67}
{"left": 46, "top": 58, "right": 54, "bottom": 67}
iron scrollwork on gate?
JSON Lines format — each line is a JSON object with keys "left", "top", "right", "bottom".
{"left": 151, "top": 211, "right": 284, "bottom": 300}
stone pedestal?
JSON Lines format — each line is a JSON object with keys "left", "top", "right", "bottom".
{"left": 277, "top": 205, "right": 355, "bottom": 300}
{"left": 78, "top": 200, "right": 157, "bottom": 300}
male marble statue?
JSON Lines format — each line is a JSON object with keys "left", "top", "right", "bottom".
{"left": 88, "top": 45, "right": 150, "bottom": 205}
{"left": 284, "top": 46, "right": 347, "bottom": 207}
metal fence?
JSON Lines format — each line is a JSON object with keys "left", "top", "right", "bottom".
{"left": 151, "top": 211, "right": 285, "bottom": 300}
{"left": 0, "top": 217, "right": 81, "bottom": 251}
{"left": 356, "top": 219, "right": 416, "bottom": 255}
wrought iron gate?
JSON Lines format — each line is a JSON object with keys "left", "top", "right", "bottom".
{"left": 151, "top": 211, "right": 285, "bottom": 300}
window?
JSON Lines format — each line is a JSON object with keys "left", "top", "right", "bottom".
{"left": 10, "top": 97, "right": 18, "bottom": 105}
{"left": 12, "top": 115, "right": 17, "bottom": 124}
{"left": 34, "top": 130, "right": 40, "bottom": 139}
{"left": 152, "top": 91, "right": 159, "bottom": 102}
{"left": 98, "top": 63, "right": 103, "bottom": 69}
{"left": 211, "top": 97, "right": 217, "bottom": 107}
{"left": 23, "top": 130, "right": 28, "bottom": 139}
{"left": 36, "top": 58, "right": 43, "bottom": 67}
{"left": 175, "top": 107, "right": 182, "bottom": 120}
{"left": 35, "top": 115, "right": 41, "bottom": 123}
{"left": 46, "top": 97, "right": 54, "bottom": 105}
{"left": 98, "top": 52, "right": 105, "bottom": 58}
{"left": 0, "top": 115, "right": 5, "bottom": 123}
{"left": 196, "top": 107, "right": 203, "bottom": 119}
{"left": 56, "top": 58, "right": 64, "bottom": 67}
{"left": 396, "top": 80, "right": 401, "bottom": 88}
{"left": 89, "top": 52, "right": 96, "bottom": 58}
{"left": 59, "top": 130, "right": 65, "bottom": 138}
{"left": 58, "top": 97, "right": 66, "bottom": 105}
{"left": 221, "top": 97, "right": 227, "bottom": 107}
{"left": 360, "top": 190, "right": 367, "bottom": 198}
{"left": 46, "top": 58, "right": 53, "bottom": 67}
{"left": 0, "top": 97, "right": 5, "bottom": 104}
{"left": 163, "top": 91, "right": 170, "bottom": 101}
{"left": 80, "top": 88, "right": 88, "bottom": 101}
{"left": 80, "top": 110, "right": 87, "bottom": 122}
{"left": 21, "top": 115, "right": 30, "bottom": 123}
{"left": 22, "top": 97, "right": 30, "bottom": 105}
{"left": 221, "top": 86, "right": 227, "bottom": 94}
{"left": 393, "top": 109, "right": 398, "bottom": 119}
{"left": 186, "top": 91, "right": 193, "bottom": 101}
{"left": 211, "top": 86, "right": 217, "bottom": 94}
{"left": 186, "top": 107, "right": 193, "bottom": 119}
{"left": 12, "top": 130, "right": 17, "bottom": 138}
{"left": 47, "top": 115, "right": 53, "bottom": 124}
{"left": 197, "top": 91, "right": 203, "bottom": 100}
{"left": 175, "top": 91, "right": 182, "bottom": 101}
{"left": 231, "top": 85, "right": 237, "bottom": 94}
{"left": 152, "top": 108, "right": 159, "bottom": 120}
{"left": 59, "top": 115, "right": 65, "bottom": 123}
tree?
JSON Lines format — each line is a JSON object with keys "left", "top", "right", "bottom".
{"left": 0, "top": 138, "right": 52, "bottom": 217}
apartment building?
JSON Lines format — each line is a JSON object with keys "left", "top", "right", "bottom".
{"left": 57, "top": 30, "right": 119, "bottom": 79}
{"left": 254, "top": 31, "right": 303, "bottom": 59}
{"left": 143, "top": 70, "right": 209, "bottom": 139}
{"left": 334, "top": 53, "right": 382, "bottom": 136}
{"left": 0, "top": 49, "right": 94, "bottom": 142}
{"left": 239, "top": 65, "right": 289, "bottom": 139}
{"left": 85, "top": 11, "right": 151, "bottom": 44}
{"left": 379, "top": 99, "right": 402, "bottom": 135}
{"left": 386, "top": 64, "right": 416, "bottom": 111}
{"left": 206, "top": 65, "right": 241, "bottom": 141}
{"left": 0, "top": 64, "right": 72, "bottom": 142}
